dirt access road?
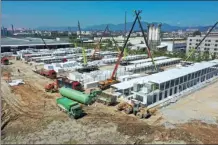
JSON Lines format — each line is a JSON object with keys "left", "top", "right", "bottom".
{"left": 1, "top": 60, "right": 218, "bottom": 144}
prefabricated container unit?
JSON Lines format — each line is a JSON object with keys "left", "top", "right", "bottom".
{"left": 112, "top": 60, "right": 218, "bottom": 107}
{"left": 129, "top": 56, "right": 168, "bottom": 64}
{"left": 125, "top": 58, "right": 181, "bottom": 73}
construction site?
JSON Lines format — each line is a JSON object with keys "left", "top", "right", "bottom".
{"left": 1, "top": 11, "right": 218, "bottom": 144}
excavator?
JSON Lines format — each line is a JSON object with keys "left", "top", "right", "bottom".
{"left": 117, "top": 100, "right": 157, "bottom": 119}
{"left": 183, "top": 21, "right": 218, "bottom": 65}
{"left": 98, "top": 10, "right": 158, "bottom": 90}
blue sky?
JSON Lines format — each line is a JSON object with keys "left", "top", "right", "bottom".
{"left": 2, "top": 1, "right": 218, "bottom": 28}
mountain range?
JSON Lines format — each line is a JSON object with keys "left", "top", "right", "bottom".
{"left": 36, "top": 22, "right": 211, "bottom": 32}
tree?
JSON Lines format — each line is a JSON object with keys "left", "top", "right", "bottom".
{"left": 211, "top": 52, "right": 217, "bottom": 60}
{"left": 193, "top": 31, "right": 201, "bottom": 37}
{"left": 202, "top": 50, "right": 210, "bottom": 61}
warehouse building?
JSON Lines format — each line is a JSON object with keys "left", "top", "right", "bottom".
{"left": 112, "top": 60, "right": 218, "bottom": 107}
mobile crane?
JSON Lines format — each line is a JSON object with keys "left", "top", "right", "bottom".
{"left": 98, "top": 10, "right": 159, "bottom": 90}
{"left": 98, "top": 10, "right": 142, "bottom": 90}
{"left": 91, "top": 25, "right": 109, "bottom": 60}
{"left": 183, "top": 21, "right": 218, "bottom": 65}
{"left": 75, "top": 21, "right": 99, "bottom": 73}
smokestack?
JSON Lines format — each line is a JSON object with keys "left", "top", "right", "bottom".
{"left": 157, "top": 23, "right": 162, "bottom": 42}
{"left": 147, "top": 24, "right": 150, "bottom": 41}
{"left": 11, "top": 24, "right": 14, "bottom": 34}
{"left": 149, "top": 24, "right": 153, "bottom": 41}
{"left": 151, "top": 24, "right": 155, "bottom": 41}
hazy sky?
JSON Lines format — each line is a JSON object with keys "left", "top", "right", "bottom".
{"left": 2, "top": 1, "right": 218, "bottom": 28}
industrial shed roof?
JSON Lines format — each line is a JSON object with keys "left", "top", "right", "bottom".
{"left": 112, "top": 60, "right": 218, "bottom": 90}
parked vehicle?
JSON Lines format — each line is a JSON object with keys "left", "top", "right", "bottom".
{"left": 34, "top": 69, "right": 57, "bottom": 79}
{"left": 96, "top": 91, "right": 117, "bottom": 106}
{"left": 56, "top": 97, "right": 83, "bottom": 119}
{"left": 59, "top": 87, "right": 101, "bottom": 105}
{"left": 1, "top": 57, "right": 9, "bottom": 65}
{"left": 45, "top": 77, "right": 83, "bottom": 93}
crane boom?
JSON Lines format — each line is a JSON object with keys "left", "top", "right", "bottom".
{"left": 92, "top": 25, "right": 109, "bottom": 58}
{"left": 77, "top": 21, "right": 87, "bottom": 65}
{"left": 135, "top": 11, "right": 157, "bottom": 71}
{"left": 78, "top": 21, "right": 82, "bottom": 38}
{"left": 111, "top": 11, "right": 141, "bottom": 79}
{"left": 185, "top": 21, "right": 218, "bottom": 61}
{"left": 39, "top": 34, "right": 50, "bottom": 49}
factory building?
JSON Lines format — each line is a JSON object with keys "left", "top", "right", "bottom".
{"left": 112, "top": 60, "right": 218, "bottom": 108}
{"left": 186, "top": 36, "right": 218, "bottom": 55}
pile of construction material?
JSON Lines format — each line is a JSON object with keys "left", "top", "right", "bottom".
{"left": 43, "top": 61, "right": 83, "bottom": 73}
{"left": 68, "top": 68, "right": 132, "bottom": 89}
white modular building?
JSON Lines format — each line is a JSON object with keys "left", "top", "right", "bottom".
{"left": 112, "top": 60, "right": 218, "bottom": 108}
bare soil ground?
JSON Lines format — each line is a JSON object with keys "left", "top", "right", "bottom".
{"left": 1, "top": 60, "right": 218, "bottom": 144}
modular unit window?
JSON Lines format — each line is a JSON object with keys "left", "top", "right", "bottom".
{"left": 184, "top": 75, "right": 187, "bottom": 82}
{"left": 183, "top": 83, "right": 187, "bottom": 90}
{"left": 188, "top": 74, "right": 191, "bottom": 80}
{"left": 136, "top": 95, "right": 143, "bottom": 102}
{"left": 170, "top": 88, "right": 173, "bottom": 96}
{"left": 153, "top": 94, "right": 157, "bottom": 103}
{"left": 180, "top": 77, "right": 183, "bottom": 83}
{"left": 179, "top": 85, "right": 182, "bottom": 92}
{"left": 175, "top": 78, "right": 179, "bottom": 85}
{"left": 191, "top": 73, "right": 194, "bottom": 79}
{"left": 159, "top": 92, "right": 162, "bottom": 101}
{"left": 164, "top": 90, "right": 168, "bottom": 98}
{"left": 174, "top": 87, "right": 177, "bottom": 94}
{"left": 160, "top": 83, "right": 165, "bottom": 90}
{"left": 195, "top": 72, "right": 198, "bottom": 78}
{"left": 147, "top": 95, "right": 152, "bottom": 105}
{"left": 170, "top": 80, "right": 175, "bottom": 87}
{"left": 165, "top": 81, "right": 170, "bottom": 89}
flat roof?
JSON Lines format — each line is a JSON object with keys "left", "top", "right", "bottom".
{"left": 129, "top": 56, "right": 168, "bottom": 64}
{"left": 1, "top": 37, "right": 70, "bottom": 47}
{"left": 112, "top": 60, "right": 218, "bottom": 90}
{"left": 125, "top": 58, "right": 181, "bottom": 70}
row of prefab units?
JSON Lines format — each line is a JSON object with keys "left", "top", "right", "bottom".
{"left": 111, "top": 60, "right": 218, "bottom": 109}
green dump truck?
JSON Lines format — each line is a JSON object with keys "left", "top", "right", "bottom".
{"left": 59, "top": 87, "right": 101, "bottom": 105}
{"left": 56, "top": 97, "right": 83, "bottom": 119}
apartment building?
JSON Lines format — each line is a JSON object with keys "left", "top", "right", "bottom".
{"left": 186, "top": 36, "right": 218, "bottom": 54}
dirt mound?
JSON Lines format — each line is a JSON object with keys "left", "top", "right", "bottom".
{"left": 178, "top": 121, "right": 218, "bottom": 144}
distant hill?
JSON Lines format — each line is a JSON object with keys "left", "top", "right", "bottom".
{"left": 36, "top": 22, "right": 211, "bottom": 32}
